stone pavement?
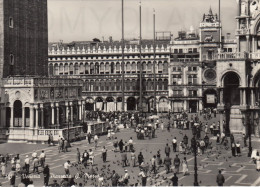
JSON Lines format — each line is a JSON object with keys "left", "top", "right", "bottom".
{"left": 0, "top": 114, "right": 259, "bottom": 186}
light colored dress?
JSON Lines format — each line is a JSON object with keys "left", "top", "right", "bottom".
{"left": 182, "top": 160, "right": 188, "bottom": 175}
{"left": 256, "top": 156, "right": 260, "bottom": 170}
{"left": 179, "top": 143, "right": 183, "bottom": 153}
{"left": 1, "top": 162, "right": 6, "bottom": 176}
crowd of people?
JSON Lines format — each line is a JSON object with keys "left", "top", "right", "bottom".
{"left": 0, "top": 108, "right": 260, "bottom": 186}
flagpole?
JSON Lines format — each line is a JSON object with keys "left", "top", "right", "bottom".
{"left": 219, "top": 0, "right": 221, "bottom": 48}
{"left": 121, "top": 0, "right": 125, "bottom": 112}
{"left": 153, "top": 9, "right": 157, "bottom": 115}
{"left": 139, "top": 1, "right": 143, "bottom": 115}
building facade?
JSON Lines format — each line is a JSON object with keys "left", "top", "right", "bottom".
{"left": 48, "top": 41, "right": 171, "bottom": 113}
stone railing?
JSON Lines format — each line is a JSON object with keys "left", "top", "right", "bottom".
{"left": 236, "top": 28, "right": 250, "bottom": 35}
{"left": 249, "top": 52, "right": 260, "bottom": 59}
{"left": 216, "top": 52, "right": 248, "bottom": 60}
{"left": 3, "top": 77, "right": 83, "bottom": 87}
{"left": 48, "top": 45, "right": 171, "bottom": 56}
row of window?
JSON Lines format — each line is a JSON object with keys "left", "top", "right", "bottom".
{"left": 172, "top": 75, "right": 198, "bottom": 85}
{"left": 172, "top": 66, "right": 197, "bottom": 72}
{"left": 50, "top": 62, "right": 168, "bottom": 75}
{"left": 83, "top": 80, "right": 168, "bottom": 92}
{"left": 173, "top": 48, "right": 198, "bottom": 54}
{"left": 172, "top": 90, "right": 198, "bottom": 96}
{"left": 50, "top": 55, "right": 167, "bottom": 60}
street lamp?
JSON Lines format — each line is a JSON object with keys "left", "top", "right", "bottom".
{"left": 242, "top": 112, "right": 252, "bottom": 157}
{"left": 191, "top": 136, "right": 199, "bottom": 186}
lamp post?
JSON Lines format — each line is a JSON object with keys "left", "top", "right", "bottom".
{"left": 191, "top": 136, "right": 199, "bottom": 186}
{"left": 242, "top": 112, "right": 252, "bottom": 157}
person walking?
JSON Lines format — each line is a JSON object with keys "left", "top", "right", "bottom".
{"left": 164, "top": 155, "right": 172, "bottom": 174}
{"left": 113, "top": 137, "right": 119, "bottom": 152}
{"left": 123, "top": 169, "right": 130, "bottom": 186}
{"left": 33, "top": 157, "right": 39, "bottom": 174}
{"left": 108, "top": 170, "right": 120, "bottom": 187}
{"left": 64, "top": 160, "right": 71, "bottom": 175}
{"left": 128, "top": 137, "right": 134, "bottom": 152}
{"left": 130, "top": 150, "right": 136, "bottom": 167}
{"left": 58, "top": 138, "right": 63, "bottom": 153}
{"left": 256, "top": 151, "right": 260, "bottom": 172}
{"left": 121, "top": 150, "right": 128, "bottom": 167}
{"left": 8, "top": 168, "right": 16, "bottom": 187}
{"left": 64, "top": 139, "right": 69, "bottom": 152}
{"left": 138, "top": 168, "right": 147, "bottom": 186}
{"left": 43, "top": 165, "right": 50, "bottom": 186}
{"left": 200, "top": 139, "right": 206, "bottom": 154}
{"left": 102, "top": 146, "right": 107, "bottom": 163}
{"left": 171, "top": 173, "right": 178, "bottom": 186}
{"left": 236, "top": 141, "right": 241, "bottom": 157}
{"left": 216, "top": 170, "right": 225, "bottom": 186}
{"left": 24, "top": 155, "right": 30, "bottom": 175}
{"left": 174, "top": 155, "right": 181, "bottom": 174}
{"left": 39, "top": 150, "right": 46, "bottom": 168}
{"left": 172, "top": 137, "right": 177, "bottom": 152}
{"left": 82, "top": 150, "right": 89, "bottom": 167}
{"left": 165, "top": 143, "right": 171, "bottom": 157}
{"left": 1, "top": 160, "right": 6, "bottom": 177}
{"left": 76, "top": 148, "right": 81, "bottom": 164}
{"left": 118, "top": 139, "right": 124, "bottom": 152}
{"left": 138, "top": 152, "right": 144, "bottom": 166}
{"left": 150, "top": 155, "right": 157, "bottom": 174}
{"left": 87, "top": 132, "right": 92, "bottom": 144}
{"left": 94, "top": 135, "right": 99, "bottom": 149}
{"left": 182, "top": 157, "right": 189, "bottom": 176}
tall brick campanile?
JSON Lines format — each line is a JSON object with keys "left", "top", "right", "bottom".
{"left": 0, "top": 0, "right": 48, "bottom": 78}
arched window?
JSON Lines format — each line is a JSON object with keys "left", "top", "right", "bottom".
{"left": 163, "top": 61, "right": 168, "bottom": 74}
{"left": 14, "top": 100, "right": 22, "bottom": 127}
{"left": 69, "top": 64, "right": 74, "bottom": 74}
{"left": 90, "top": 63, "right": 94, "bottom": 74}
{"left": 116, "top": 80, "right": 121, "bottom": 91}
{"left": 80, "top": 63, "right": 85, "bottom": 74}
{"left": 85, "top": 63, "right": 89, "bottom": 74}
{"left": 105, "top": 63, "right": 110, "bottom": 74}
{"left": 54, "top": 64, "right": 59, "bottom": 75}
{"left": 158, "top": 61, "right": 163, "bottom": 73}
{"left": 126, "top": 62, "right": 131, "bottom": 73}
{"left": 158, "top": 79, "right": 163, "bottom": 90}
{"left": 100, "top": 63, "right": 105, "bottom": 74}
{"left": 132, "top": 62, "right": 136, "bottom": 73}
{"left": 64, "top": 64, "right": 69, "bottom": 74}
{"left": 49, "top": 65, "right": 54, "bottom": 76}
{"left": 74, "top": 63, "right": 79, "bottom": 75}
{"left": 142, "top": 62, "right": 147, "bottom": 73}
{"left": 163, "top": 79, "right": 168, "bottom": 90}
{"left": 59, "top": 65, "right": 63, "bottom": 75}
{"left": 116, "top": 63, "right": 120, "bottom": 73}
{"left": 147, "top": 62, "right": 152, "bottom": 73}
{"left": 137, "top": 62, "right": 141, "bottom": 73}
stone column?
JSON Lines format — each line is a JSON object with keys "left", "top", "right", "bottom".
{"left": 56, "top": 103, "right": 60, "bottom": 125}
{"left": 70, "top": 102, "right": 73, "bottom": 122}
{"left": 22, "top": 107, "right": 25, "bottom": 128}
{"left": 65, "top": 102, "right": 69, "bottom": 122}
{"left": 94, "top": 102, "right": 96, "bottom": 111}
{"left": 124, "top": 102, "right": 127, "bottom": 112}
{"left": 252, "top": 37, "right": 255, "bottom": 53}
{"left": 243, "top": 89, "right": 246, "bottom": 105}
{"left": 220, "top": 89, "right": 224, "bottom": 105}
{"left": 219, "top": 111, "right": 224, "bottom": 134}
{"left": 240, "top": 89, "right": 243, "bottom": 105}
{"left": 10, "top": 106, "right": 14, "bottom": 128}
{"left": 82, "top": 101, "right": 86, "bottom": 121}
{"left": 41, "top": 107, "right": 44, "bottom": 128}
{"left": 246, "top": 35, "right": 249, "bottom": 52}
{"left": 114, "top": 102, "right": 117, "bottom": 111}
{"left": 78, "top": 101, "right": 82, "bottom": 120}
{"left": 51, "top": 103, "right": 55, "bottom": 125}
{"left": 35, "top": 105, "right": 39, "bottom": 129}
{"left": 251, "top": 89, "right": 255, "bottom": 107}
{"left": 29, "top": 106, "right": 34, "bottom": 128}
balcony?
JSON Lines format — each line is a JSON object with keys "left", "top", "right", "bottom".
{"left": 236, "top": 28, "right": 250, "bottom": 35}
{"left": 216, "top": 52, "right": 248, "bottom": 60}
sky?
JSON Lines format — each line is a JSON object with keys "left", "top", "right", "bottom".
{"left": 48, "top": 0, "right": 238, "bottom": 43}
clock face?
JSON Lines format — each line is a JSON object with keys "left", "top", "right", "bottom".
{"left": 204, "top": 69, "right": 216, "bottom": 82}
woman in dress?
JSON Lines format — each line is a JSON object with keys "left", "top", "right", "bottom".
{"left": 236, "top": 141, "right": 241, "bottom": 157}
{"left": 179, "top": 141, "right": 183, "bottom": 154}
{"left": 130, "top": 150, "right": 136, "bottom": 167}
{"left": 256, "top": 151, "right": 260, "bottom": 172}
{"left": 157, "top": 150, "right": 162, "bottom": 166}
{"left": 182, "top": 157, "right": 189, "bottom": 176}
{"left": 1, "top": 160, "right": 6, "bottom": 177}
